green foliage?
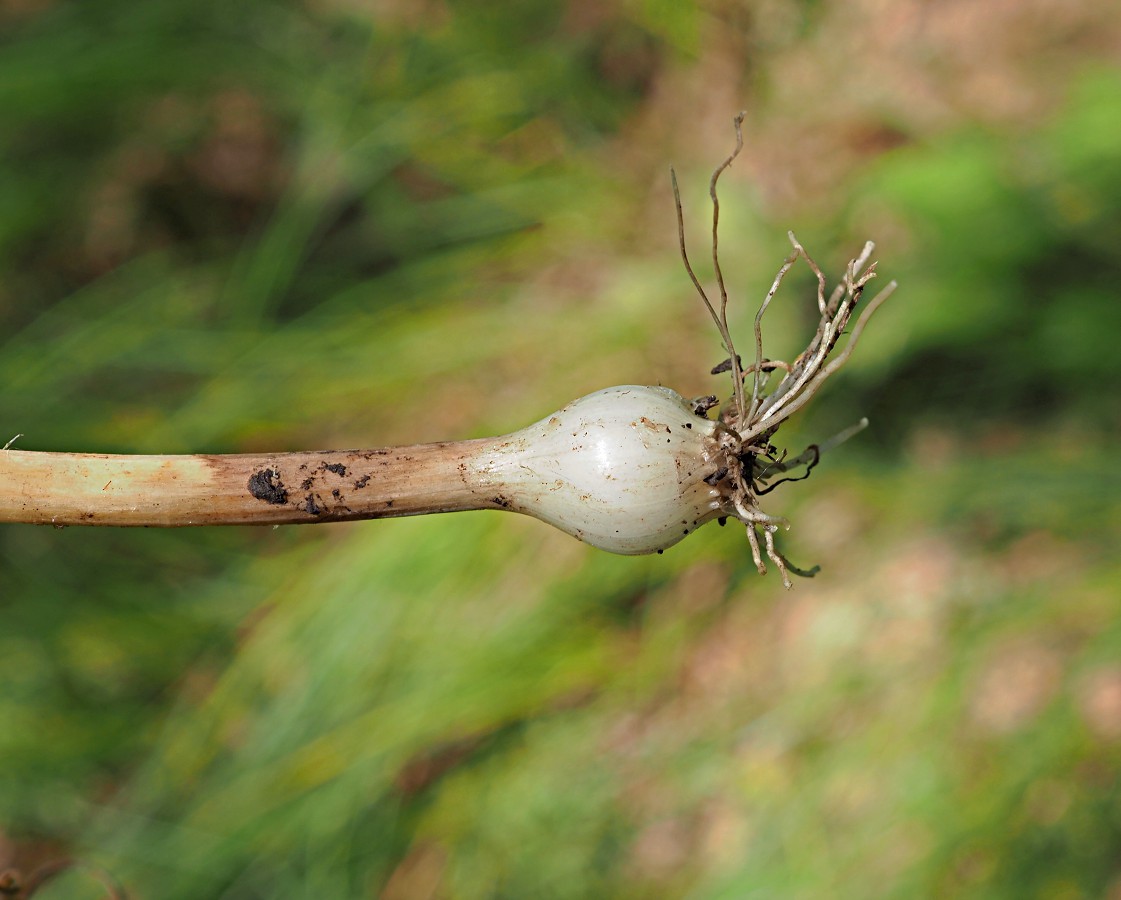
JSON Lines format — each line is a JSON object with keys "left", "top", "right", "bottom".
{"left": 841, "top": 68, "right": 1121, "bottom": 433}
{"left": 2, "top": 3, "right": 1120, "bottom": 898}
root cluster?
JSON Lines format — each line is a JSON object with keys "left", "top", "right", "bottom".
{"left": 673, "top": 113, "right": 897, "bottom": 587}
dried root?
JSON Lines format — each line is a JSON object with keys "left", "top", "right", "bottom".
{"left": 672, "top": 114, "right": 897, "bottom": 586}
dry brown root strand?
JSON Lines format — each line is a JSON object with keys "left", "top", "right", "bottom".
{"left": 671, "top": 111, "right": 749, "bottom": 426}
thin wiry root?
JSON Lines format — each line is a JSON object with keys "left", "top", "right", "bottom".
{"left": 746, "top": 523, "right": 805, "bottom": 589}
{"left": 745, "top": 522, "right": 766, "bottom": 575}
{"left": 733, "top": 495, "right": 788, "bottom": 529}
{"left": 787, "top": 231, "right": 828, "bottom": 315}
{"left": 763, "top": 525, "right": 792, "bottom": 590}
{"left": 818, "top": 417, "right": 869, "bottom": 454}
{"left": 749, "top": 249, "right": 799, "bottom": 421}
{"left": 673, "top": 113, "right": 897, "bottom": 587}
{"left": 675, "top": 112, "right": 750, "bottom": 425}
{"left": 742, "top": 359, "right": 793, "bottom": 375}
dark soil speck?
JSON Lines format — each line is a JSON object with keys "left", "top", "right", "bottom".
{"left": 248, "top": 469, "right": 288, "bottom": 505}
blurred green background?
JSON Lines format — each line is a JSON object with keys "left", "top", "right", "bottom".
{"left": 2, "top": 1, "right": 1120, "bottom": 897}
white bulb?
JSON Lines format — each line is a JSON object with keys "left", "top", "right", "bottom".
{"left": 465, "top": 386, "right": 724, "bottom": 554}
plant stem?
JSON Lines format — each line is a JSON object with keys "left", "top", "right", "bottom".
{"left": 0, "top": 439, "right": 508, "bottom": 527}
